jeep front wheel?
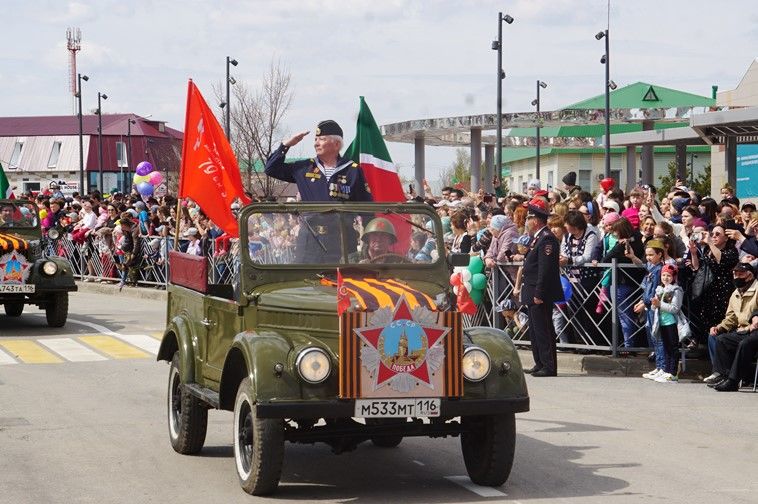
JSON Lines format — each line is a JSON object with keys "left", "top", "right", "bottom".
{"left": 45, "top": 292, "right": 68, "bottom": 327}
{"left": 4, "top": 302, "right": 24, "bottom": 317}
{"left": 461, "top": 413, "right": 516, "bottom": 487}
{"left": 233, "top": 377, "right": 284, "bottom": 496}
{"left": 167, "top": 352, "right": 207, "bottom": 454}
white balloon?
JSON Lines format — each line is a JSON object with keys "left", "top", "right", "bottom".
{"left": 464, "top": 281, "right": 472, "bottom": 292}
{"left": 461, "top": 270, "right": 472, "bottom": 282}
{"left": 453, "top": 266, "right": 467, "bottom": 274}
{"left": 453, "top": 285, "right": 459, "bottom": 295}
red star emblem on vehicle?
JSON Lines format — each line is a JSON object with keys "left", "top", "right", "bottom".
{"left": 354, "top": 297, "right": 450, "bottom": 391}
{"left": 0, "top": 251, "right": 31, "bottom": 283}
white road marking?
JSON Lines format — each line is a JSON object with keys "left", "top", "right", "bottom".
{"left": 413, "top": 460, "right": 425, "bottom": 466}
{"left": 38, "top": 338, "right": 108, "bottom": 362}
{"left": 0, "top": 347, "right": 18, "bottom": 365}
{"left": 444, "top": 476, "right": 507, "bottom": 497}
{"left": 66, "top": 318, "right": 159, "bottom": 354}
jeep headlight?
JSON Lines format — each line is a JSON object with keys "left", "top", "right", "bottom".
{"left": 462, "top": 346, "right": 491, "bottom": 382}
{"left": 47, "top": 228, "right": 60, "bottom": 240}
{"left": 42, "top": 261, "right": 58, "bottom": 276}
{"left": 295, "top": 348, "right": 331, "bottom": 384}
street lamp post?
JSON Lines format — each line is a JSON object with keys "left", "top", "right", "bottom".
{"left": 596, "top": 29, "right": 613, "bottom": 179}
{"left": 492, "top": 13, "right": 513, "bottom": 188}
{"left": 96, "top": 92, "right": 108, "bottom": 192}
{"left": 225, "top": 56, "right": 238, "bottom": 139}
{"left": 531, "top": 80, "right": 547, "bottom": 180}
{"left": 126, "top": 118, "right": 136, "bottom": 193}
{"left": 76, "top": 73, "right": 89, "bottom": 194}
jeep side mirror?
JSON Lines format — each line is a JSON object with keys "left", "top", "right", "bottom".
{"left": 448, "top": 253, "right": 470, "bottom": 268}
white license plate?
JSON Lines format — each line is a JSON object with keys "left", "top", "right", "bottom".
{"left": 0, "top": 284, "right": 35, "bottom": 293}
{"left": 355, "top": 398, "right": 441, "bottom": 418}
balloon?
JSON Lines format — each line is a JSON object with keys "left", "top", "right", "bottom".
{"left": 470, "top": 289, "right": 483, "bottom": 305}
{"left": 450, "top": 272, "right": 462, "bottom": 286}
{"left": 452, "top": 285, "right": 459, "bottom": 295}
{"left": 137, "top": 181, "right": 154, "bottom": 196}
{"left": 559, "top": 275, "right": 573, "bottom": 303}
{"left": 468, "top": 256, "right": 484, "bottom": 275}
{"left": 135, "top": 161, "right": 154, "bottom": 176}
{"left": 472, "top": 273, "right": 487, "bottom": 290}
{"left": 148, "top": 171, "right": 164, "bottom": 186}
{"left": 460, "top": 269, "right": 472, "bottom": 282}
{"left": 463, "top": 281, "right": 472, "bottom": 293}
{"left": 133, "top": 174, "right": 150, "bottom": 185}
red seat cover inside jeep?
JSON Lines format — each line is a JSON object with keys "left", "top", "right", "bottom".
{"left": 168, "top": 250, "right": 208, "bottom": 293}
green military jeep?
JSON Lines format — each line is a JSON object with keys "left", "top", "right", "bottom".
{"left": 158, "top": 202, "right": 529, "bottom": 495}
{"left": 0, "top": 199, "right": 77, "bottom": 327}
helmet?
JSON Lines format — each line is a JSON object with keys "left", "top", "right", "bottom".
{"left": 361, "top": 217, "right": 397, "bottom": 244}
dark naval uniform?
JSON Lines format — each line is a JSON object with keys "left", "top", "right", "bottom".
{"left": 264, "top": 130, "right": 372, "bottom": 262}
{"left": 521, "top": 224, "right": 564, "bottom": 376}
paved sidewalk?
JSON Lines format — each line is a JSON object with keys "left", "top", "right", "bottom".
{"left": 76, "top": 280, "right": 167, "bottom": 301}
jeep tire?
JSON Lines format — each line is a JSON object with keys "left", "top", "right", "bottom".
{"left": 45, "top": 292, "right": 68, "bottom": 327}
{"left": 167, "top": 352, "right": 208, "bottom": 454}
{"left": 233, "top": 377, "right": 284, "bottom": 496}
{"left": 461, "top": 413, "right": 516, "bottom": 487}
{"left": 4, "top": 302, "right": 24, "bottom": 317}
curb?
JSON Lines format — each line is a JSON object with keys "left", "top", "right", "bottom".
{"left": 75, "top": 280, "right": 168, "bottom": 301}
{"left": 517, "top": 349, "right": 710, "bottom": 379}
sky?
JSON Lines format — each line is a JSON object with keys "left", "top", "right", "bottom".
{"left": 2, "top": 0, "right": 757, "bottom": 182}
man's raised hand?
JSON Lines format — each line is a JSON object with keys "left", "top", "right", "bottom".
{"left": 284, "top": 130, "right": 310, "bottom": 147}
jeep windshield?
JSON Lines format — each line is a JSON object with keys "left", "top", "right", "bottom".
{"left": 244, "top": 207, "right": 441, "bottom": 266}
{"left": 0, "top": 201, "right": 39, "bottom": 229}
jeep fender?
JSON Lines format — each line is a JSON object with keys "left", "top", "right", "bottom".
{"left": 464, "top": 326, "right": 528, "bottom": 398}
{"left": 218, "top": 331, "right": 299, "bottom": 410}
{"left": 157, "top": 315, "right": 196, "bottom": 384}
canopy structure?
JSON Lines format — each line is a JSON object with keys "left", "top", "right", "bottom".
{"left": 382, "top": 82, "right": 715, "bottom": 192}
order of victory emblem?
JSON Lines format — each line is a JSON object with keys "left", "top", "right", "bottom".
{"left": 0, "top": 251, "right": 31, "bottom": 284}
{"left": 354, "top": 297, "right": 450, "bottom": 394}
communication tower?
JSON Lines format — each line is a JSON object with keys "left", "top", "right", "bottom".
{"left": 67, "top": 27, "right": 82, "bottom": 115}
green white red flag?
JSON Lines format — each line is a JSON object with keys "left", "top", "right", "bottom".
{"left": 0, "top": 162, "right": 13, "bottom": 198}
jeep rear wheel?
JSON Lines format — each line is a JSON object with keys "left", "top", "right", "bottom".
{"left": 167, "top": 352, "right": 207, "bottom": 454}
{"left": 234, "top": 377, "right": 284, "bottom": 496}
{"left": 45, "top": 292, "right": 68, "bottom": 327}
{"left": 461, "top": 413, "right": 516, "bottom": 487}
{"left": 4, "top": 302, "right": 24, "bottom": 317}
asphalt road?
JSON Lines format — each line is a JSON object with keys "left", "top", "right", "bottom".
{"left": 1, "top": 291, "right": 757, "bottom": 504}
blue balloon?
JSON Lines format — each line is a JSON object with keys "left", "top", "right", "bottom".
{"left": 556, "top": 275, "right": 573, "bottom": 304}
{"left": 136, "top": 181, "right": 154, "bottom": 196}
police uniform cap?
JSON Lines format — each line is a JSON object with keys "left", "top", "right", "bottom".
{"left": 315, "top": 120, "right": 343, "bottom": 138}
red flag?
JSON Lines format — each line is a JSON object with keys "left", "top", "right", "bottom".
{"left": 456, "top": 286, "right": 478, "bottom": 316}
{"left": 336, "top": 268, "right": 351, "bottom": 316}
{"left": 178, "top": 80, "right": 251, "bottom": 236}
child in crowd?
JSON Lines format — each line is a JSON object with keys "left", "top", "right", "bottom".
{"left": 650, "top": 264, "right": 684, "bottom": 383}
{"left": 635, "top": 240, "right": 666, "bottom": 380}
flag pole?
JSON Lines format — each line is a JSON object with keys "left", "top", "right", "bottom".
{"left": 175, "top": 80, "right": 193, "bottom": 251}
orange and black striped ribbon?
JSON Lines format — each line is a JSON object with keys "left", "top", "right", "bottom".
{"left": 323, "top": 277, "right": 436, "bottom": 312}
{"left": 339, "top": 310, "right": 464, "bottom": 399}
{"left": 0, "top": 233, "right": 29, "bottom": 254}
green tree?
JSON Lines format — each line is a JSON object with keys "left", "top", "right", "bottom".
{"left": 439, "top": 148, "right": 472, "bottom": 188}
{"left": 658, "top": 160, "right": 711, "bottom": 197}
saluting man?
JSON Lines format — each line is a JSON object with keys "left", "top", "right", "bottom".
{"left": 265, "top": 120, "right": 373, "bottom": 202}
{"left": 520, "top": 198, "right": 564, "bottom": 377}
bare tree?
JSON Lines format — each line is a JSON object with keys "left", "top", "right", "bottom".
{"left": 214, "top": 59, "right": 294, "bottom": 199}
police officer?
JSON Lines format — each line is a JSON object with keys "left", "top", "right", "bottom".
{"left": 265, "top": 120, "right": 373, "bottom": 202}
{"left": 520, "top": 198, "right": 564, "bottom": 377}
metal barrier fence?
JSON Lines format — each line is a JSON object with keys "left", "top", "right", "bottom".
{"left": 48, "top": 234, "right": 240, "bottom": 287}
{"left": 472, "top": 260, "right": 703, "bottom": 356}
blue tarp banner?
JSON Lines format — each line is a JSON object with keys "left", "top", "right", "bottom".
{"left": 736, "top": 144, "right": 758, "bottom": 199}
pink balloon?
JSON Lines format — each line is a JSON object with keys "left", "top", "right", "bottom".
{"left": 148, "top": 171, "right": 164, "bottom": 186}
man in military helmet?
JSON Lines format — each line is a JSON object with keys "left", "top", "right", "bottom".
{"left": 265, "top": 120, "right": 373, "bottom": 202}
{"left": 350, "top": 217, "right": 403, "bottom": 263}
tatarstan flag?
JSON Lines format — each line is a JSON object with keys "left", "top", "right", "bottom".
{"left": 345, "top": 97, "right": 409, "bottom": 250}
{"left": 0, "top": 162, "right": 12, "bottom": 198}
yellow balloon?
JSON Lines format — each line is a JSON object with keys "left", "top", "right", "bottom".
{"left": 133, "top": 174, "right": 150, "bottom": 184}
